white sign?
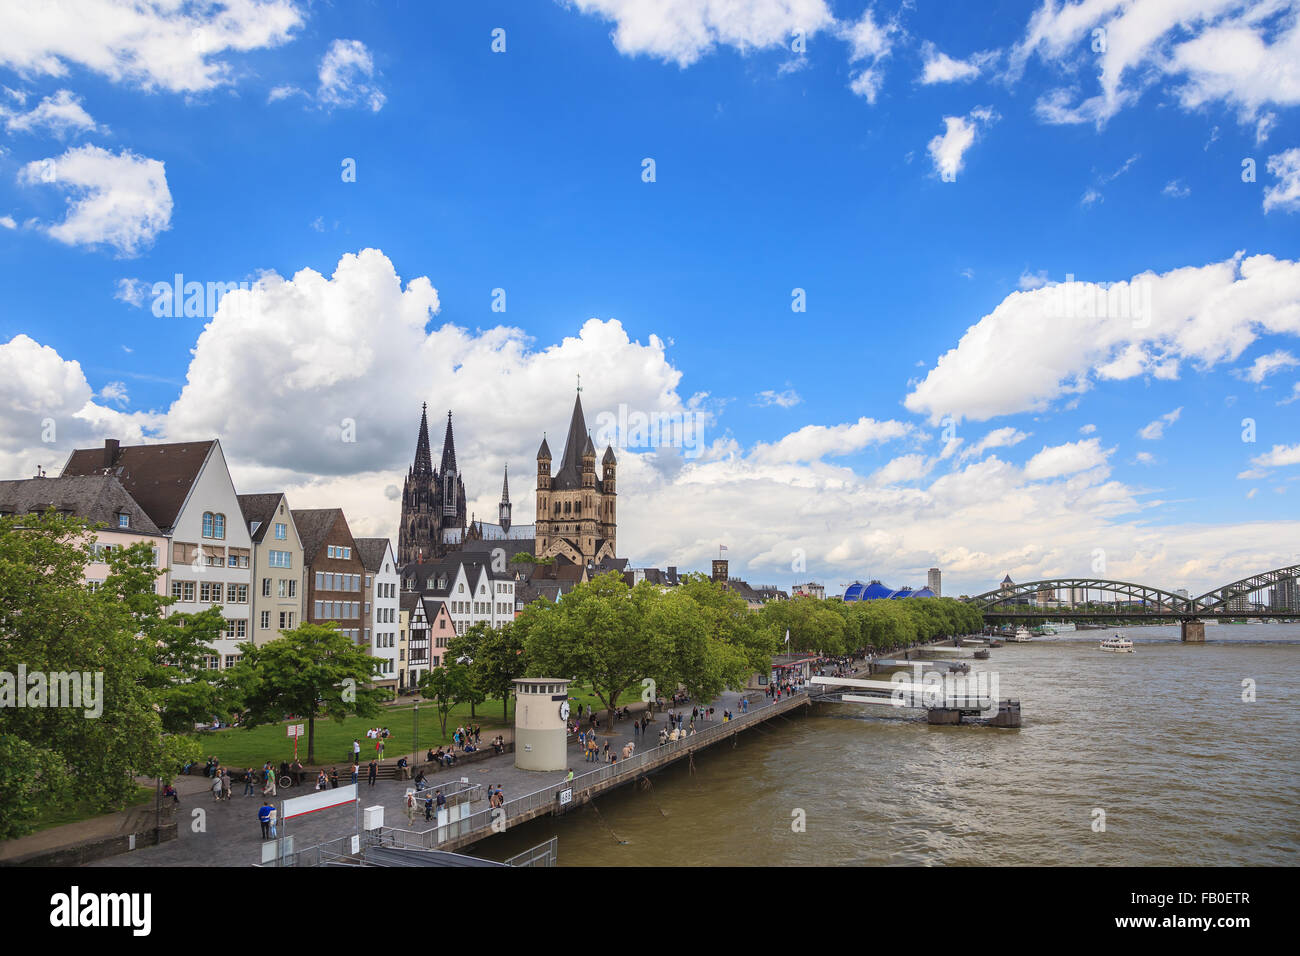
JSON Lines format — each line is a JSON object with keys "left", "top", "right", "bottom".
{"left": 351, "top": 834, "right": 360, "bottom": 854}
{"left": 286, "top": 723, "right": 305, "bottom": 738}
{"left": 282, "top": 783, "right": 358, "bottom": 820}
{"left": 558, "top": 788, "right": 573, "bottom": 806}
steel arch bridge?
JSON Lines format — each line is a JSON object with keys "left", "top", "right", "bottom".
{"left": 968, "top": 564, "right": 1300, "bottom": 621}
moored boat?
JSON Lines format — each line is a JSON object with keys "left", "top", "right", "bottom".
{"left": 1099, "top": 634, "right": 1134, "bottom": 653}
{"left": 1008, "top": 627, "right": 1033, "bottom": 643}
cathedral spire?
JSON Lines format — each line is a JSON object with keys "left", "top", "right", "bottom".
{"left": 441, "top": 410, "right": 458, "bottom": 474}
{"left": 499, "top": 463, "right": 512, "bottom": 534}
{"left": 412, "top": 402, "right": 433, "bottom": 475}
{"left": 501, "top": 463, "right": 510, "bottom": 503}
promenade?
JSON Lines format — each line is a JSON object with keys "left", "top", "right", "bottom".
{"left": 85, "top": 684, "right": 817, "bottom": 867}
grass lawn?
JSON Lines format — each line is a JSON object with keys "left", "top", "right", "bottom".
{"left": 30, "top": 785, "right": 155, "bottom": 834}
{"left": 187, "top": 683, "right": 647, "bottom": 768}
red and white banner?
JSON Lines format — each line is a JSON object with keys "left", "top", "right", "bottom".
{"left": 282, "top": 783, "right": 358, "bottom": 820}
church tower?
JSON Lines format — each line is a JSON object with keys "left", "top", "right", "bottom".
{"left": 533, "top": 386, "right": 617, "bottom": 567}
{"left": 397, "top": 405, "right": 469, "bottom": 565}
{"left": 499, "top": 464, "right": 512, "bottom": 534}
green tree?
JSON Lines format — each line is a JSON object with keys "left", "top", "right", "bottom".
{"left": 418, "top": 661, "right": 474, "bottom": 737}
{"left": 466, "top": 622, "right": 527, "bottom": 721}
{"left": 225, "top": 622, "right": 385, "bottom": 764}
{"left": 147, "top": 606, "right": 230, "bottom": 733}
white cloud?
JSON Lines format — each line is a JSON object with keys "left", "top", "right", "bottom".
{"left": 1264, "top": 148, "right": 1300, "bottom": 214}
{"left": 1013, "top": 0, "right": 1300, "bottom": 129}
{"left": 316, "top": 39, "right": 385, "bottom": 112}
{"left": 0, "top": 89, "right": 98, "bottom": 136}
{"left": 1081, "top": 187, "right": 1103, "bottom": 206}
{"left": 960, "top": 426, "right": 1030, "bottom": 461}
{"left": 1023, "top": 437, "right": 1109, "bottom": 480}
{"left": 1080, "top": 423, "right": 1097, "bottom": 434}
{"left": 1134, "top": 451, "right": 1156, "bottom": 465}
{"left": 1162, "top": 179, "right": 1191, "bottom": 198}
{"left": 927, "top": 107, "right": 998, "bottom": 180}
{"left": 1250, "top": 443, "right": 1300, "bottom": 469}
{"left": 0, "top": 0, "right": 303, "bottom": 94}
{"left": 754, "top": 388, "right": 801, "bottom": 408}
{"left": 98, "top": 381, "right": 128, "bottom": 405}
{"left": 563, "top": 0, "right": 835, "bottom": 67}
{"left": 1018, "top": 269, "right": 1050, "bottom": 290}
{"left": 840, "top": 7, "right": 895, "bottom": 102}
{"left": 919, "top": 42, "right": 994, "bottom": 84}
{"left": 905, "top": 253, "right": 1300, "bottom": 424}
{"left": 1138, "top": 406, "right": 1182, "bottom": 440}
{"left": 1236, "top": 349, "right": 1299, "bottom": 383}
{"left": 19, "top": 144, "right": 172, "bottom": 257}
{"left": 747, "top": 416, "right": 910, "bottom": 465}
{"left": 0, "top": 215, "right": 15, "bottom": 229}
{"left": 114, "top": 277, "right": 148, "bottom": 307}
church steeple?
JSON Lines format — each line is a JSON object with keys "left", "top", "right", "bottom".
{"left": 412, "top": 402, "right": 433, "bottom": 476}
{"left": 440, "top": 410, "right": 458, "bottom": 475}
{"left": 499, "top": 463, "right": 512, "bottom": 534}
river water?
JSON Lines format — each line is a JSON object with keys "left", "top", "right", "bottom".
{"left": 477, "top": 622, "right": 1300, "bottom": 866}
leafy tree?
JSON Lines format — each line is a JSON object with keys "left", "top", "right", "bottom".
{"left": 225, "top": 622, "right": 385, "bottom": 764}
{"left": 418, "top": 661, "right": 475, "bottom": 737}
{"left": 465, "top": 622, "right": 527, "bottom": 721}
{"left": 0, "top": 511, "right": 200, "bottom": 837}
{"left": 146, "top": 606, "right": 230, "bottom": 733}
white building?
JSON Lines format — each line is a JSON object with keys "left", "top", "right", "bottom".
{"left": 357, "top": 537, "right": 401, "bottom": 689}
{"left": 402, "top": 555, "right": 516, "bottom": 636}
{"left": 62, "top": 439, "right": 253, "bottom": 670}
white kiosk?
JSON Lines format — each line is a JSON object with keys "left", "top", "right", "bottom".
{"left": 513, "top": 677, "right": 570, "bottom": 772}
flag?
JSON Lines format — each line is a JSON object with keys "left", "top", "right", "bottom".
{"left": 719, "top": 544, "right": 728, "bottom": 552}
{"left": 784, "top": 629, "right": 790, "bottom": 645}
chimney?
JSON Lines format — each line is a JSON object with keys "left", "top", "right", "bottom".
{"left": 103, "top": 439, "right": 120, "bottom": 469}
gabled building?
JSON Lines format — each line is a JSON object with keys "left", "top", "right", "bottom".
{"left": 534, "top": 391, "right": 617, "bottom": 567}
{"left": 0, "top": 474, "right": 168, "bottom": 596}
{"left": 237, "top": 493, "right": 305, "bottom": 646}
{"left": 293, "top": 508, "right": 365, "bottom": 644}
{"left": 401, "top": 555, "right": 516, "bottom": 636}
{"left": 357, "top": 537, "right": 401, "bottom": 690}
{"left": 61, "top": 439, "right": 252, "bottom": 669}
{"left": 422, "top": 596, "right": 455, "bottom": 668}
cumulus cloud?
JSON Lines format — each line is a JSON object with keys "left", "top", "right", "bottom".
{"left": 114, "top": 277, "right": 148, "bottom": 307}
{"left": 747, "top": 417, "right": 910, "bottom": 465}
{"left": 960, "top": 426, "right": 1030, "bottom": 461}
{"left": 19, "top": 144, "right": 172, "bottom": 257}
{"left": 1250, "top": 443, "right": 1300, "bottom": 469}
{"left": 1264, "top": 148, "right": 1300, "bottom": 214}
{"left": 0, "top": 0, "right": 303, "bottom": 94}
{"left": 1023, "top": 438, "right": 1109, "bottom": 480}
{"left": 841, "top": 7, "right": 895, "bottom": 102}
{"left": 563, "top": 0, "right": 835, "bottom": 67}
{"left": 1012, "top": 0, "right": 1300, "bottom": 129}
{"left": 0, "top": 89, "right": 98, "bottom": 136}
{"left": 316, "top": 39, "right": 385, "bottom": 111}
{"left": 919, "top": 42, "right": 994, "bottom": 84}
{"left": 755, "top": 388, "right": 801, "bottom": 408}
{"left": 905, "top": 253, "right": 1300, "bottom": 424}
{"left": 927, "top": 107, "right": 998, "bottom": 180}
{"left": 1236, "top": 349, "right": 1299, "bottom": 383}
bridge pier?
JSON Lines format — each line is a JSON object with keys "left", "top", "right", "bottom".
{"left": 1180, "top": 619, "right": 1205, "bottom": 643}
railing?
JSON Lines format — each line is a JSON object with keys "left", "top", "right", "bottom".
{"left": 506, "top": 836, "right": 558, "bottom": 867}
{"left": 426, "top": 690, "right": 812, "bottom": 846}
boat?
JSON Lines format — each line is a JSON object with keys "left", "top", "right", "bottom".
{"left": 1042, "top": 621, "right": 1076, "bottom": 634}
{"left": 1099, "top": 634, "right": 1134, "bottom": 653}
{"left": 1008, "top": 627, "right": 1033, "bottom": 643}
{"left": 988, "top": 640, "right": 1003, "bottom": 648}
{"left": 973, "top": 649, "right": 990, "bottom": 660}
{"left": 947, "top": 662, "right": 970, "bottom": 674}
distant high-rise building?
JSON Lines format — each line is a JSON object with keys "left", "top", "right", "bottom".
{"left": 927, "top": 568, "right": 942, "bottom": 597}
{"left": 1270, "top": 579, "right": 1298, "bottom": 611}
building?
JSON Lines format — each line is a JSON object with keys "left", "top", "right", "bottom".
{"left": 294, "top": 508, "right": 366, "bottom": 643}
{"left": 1035, "top": 585, "right": 1057, "bottom": 605}
{"left": 842, "top": 579, "right": 937, "bottom": 601}
{"left": 357, "top": 537, "right": 401, "bottom": 689}
{"left": 397, "top": 405, "right": 468, "bottom": 565}
{"left": 61, "top": 439, "right": 252, "bottom": 670}
{"left": 534, "top": 390, "right": 617, "bottom": 567}
{"left": 0, "top": 474, "right": 168, "bottom": 597}
{"left": 237, "top": 493, "right": 305, "bottom": 646}
{"left": 401, "top": 555, "right": 516, "bottom": 636}
{"left": 927, "top": 568, "right": 942, "bottom": 597}
{"left": 400, "top": 591, "right": 430, "bottom": 690}
{"left": 1270, "top": 578, "right": 1298, "bottom": 612}
{"left": 792, "top": 582, "right": 825, "bottom": 600}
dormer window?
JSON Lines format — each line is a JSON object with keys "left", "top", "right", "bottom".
{"left": 117, "top": 513, "right": 130, "bottom": 528}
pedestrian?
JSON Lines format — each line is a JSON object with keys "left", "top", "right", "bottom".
{"left": 436, "top": 788, "right": 446, "bottom": 816}
{"left": 258, "top": 801, "right": 273, "bottom": 839}
{"left": 268, "top": 805, "right": 277, "bottom": 838}
{"left": 316, "top": 770, "right": 328, "bottom": 791}
{"left": 368, "top": 760, "right": 377, "bottom": 787}
{"left": 211, "top": 775, "right": 222, "bottom": 802}
{"left": 352, "top": 738, "right": 361, "bottom": 763}
{"left": 350, "top": 763, "right": 358, "bottom": 785}
{"left": 329, "top": 767, "right": 339, "bottom": 789}
{"left": 220, "top": 768, "right": 232, "bottom": 800}
{"left": 406, "top": 791, "right": 416, "bottom": 824}
{"left": 263, "top": 763, "right": 276, "bottom": 797}
{"left": 424, "top": 795, "right": 433, "bottom": 822}
{"left": 243, "top": 768, "right": 256, "bottom": 797}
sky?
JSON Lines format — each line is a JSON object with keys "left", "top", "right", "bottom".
{"left": 1, "top": 0, "right": 1299, "bottom": 599}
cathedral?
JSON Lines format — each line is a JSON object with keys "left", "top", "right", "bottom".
{"left": 397, "top": 390, "right": 617, "bottom": 568}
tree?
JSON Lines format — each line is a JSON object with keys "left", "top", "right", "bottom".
{"left": 146, "top": 606, "right": 230, "bottom": 734}
{"left": 0, "top": 511, "right": 200, "bottom": 837}
{"left": 418, "top": 661, "right": 474, "bottom": 738}
{"left": 225, "top": 622, "right": 386, "bottom": 764}
{"left": 524, "top": 572, "right": 671, "bottom": 731}
{"left": 465, "top": 622, "right": 527, "bottom": 721}
{"left": 670, "top": 575, "right": 778, "bottom": 698}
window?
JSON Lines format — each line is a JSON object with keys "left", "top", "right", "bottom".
{"left": 269, "top": 551, "right": 291, "bottom": 568}
{"left": 224, "top": 654, "right": 241, "bottom": 669}
{"left": 262, "top": 578, "right": 271, "bottom": 597}
{"left": 226, "top": 584, "right": 247, "bottom": 603}
{"left": 278, "top": 579, "right": 287, "bottom": 598}
{"left": 117, "top": 513, "right": 129, "bottom": 528}
{"left": 200, "top": 582, "right": 217, "bottom": 603}
{"left": 260, "top": 611, "right": 270, "bottom": 629}
{"left": 203, "top": 512, "right": 213, "bottom": 538}
{"left": 275, "top": 522, "right": 287, "bottom": 540}
{"left": 280, "top": 611, "right": 294, "bottom": 629}
{"left": 288, "top": 580, "right": 296, "bottom": 597}
{"left": 327, "top": 545, "right": 335, "bottom": 558}
{"left": 213, "top": 513, "right": 225, "bottom": 539}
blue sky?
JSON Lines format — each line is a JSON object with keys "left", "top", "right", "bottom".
{"left": 1, "top": 0, "right": 1299, "bottom": 596}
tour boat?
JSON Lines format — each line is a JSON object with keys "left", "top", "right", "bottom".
{"left": 973, "top": 649, "right": 990, "bottom": 660}
{"left": 1008, "top": 627, "right": 1033, "bottom": 643}
{"left": 1099, "top": 635, "right": 1134, "bottom": 653}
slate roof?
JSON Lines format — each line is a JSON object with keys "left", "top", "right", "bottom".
{"left": 291, "top": 508, "right": 348, "bottom": 564}
{"left": 61, "top": 439, "right": 216, "bottom": 533}
{"left": 354, "top": 537, "right": 394, "bottom": 572}
{"left": 236, "top": 493, "right": 285, "bottom": 544}
{"left": 0, "top": 475, "right": 163, "bottom": 535}
{"left": 553, "top": 393, "right": 599, "bottom": 492}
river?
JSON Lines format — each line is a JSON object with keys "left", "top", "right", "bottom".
{"left": 474, "top": 622, "right": 1300, "bottom": 866}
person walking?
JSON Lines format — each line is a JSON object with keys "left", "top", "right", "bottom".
{"left": 435, "top": 788, "right": 446, "bottom": 817}
{"left": 424, "top": 795, "right": 434, "bottom": 822}
{"left": 243, "top": 768, "right": 256, "bottom": 797}
{"left": 329, "top": 767, "right": 339, "bottom": 789}
{"left": 258, "top": 802, "right": 273, "bottom": 839}
{"left": 368, "top": 760, "right": 378, "bottom": 787}
{"left": 211, "top": 775, "right": 223, "bottom": 802}
{"left": 405, "top": 791, "right": 416, "bottom": 825}
{"left": 268, "top": 805, "right": 277, "bottom": 838}
{"left": 352, "top": 739, "right": 361, "bottom": 764}
{"left": 263, "top": 763, "right": 276, "bottom": 797}
{"left": 350, "top": 763, "right": 359, "bottom": 786}
{"left": 220, "top": 768, "right": 232, "bottom": 800}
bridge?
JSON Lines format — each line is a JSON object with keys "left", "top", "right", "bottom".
{"left": 966, "top": 564, "right": 1299, "bottom": 640}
